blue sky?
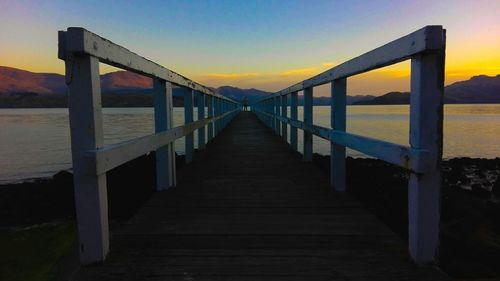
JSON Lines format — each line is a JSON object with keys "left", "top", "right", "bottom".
{"left": 1, "top": 0, "right": 499, "bottom": 95}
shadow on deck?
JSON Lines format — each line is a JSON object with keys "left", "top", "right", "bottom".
{"left": 74, "top": 112, "right": 448, "bottom": 280}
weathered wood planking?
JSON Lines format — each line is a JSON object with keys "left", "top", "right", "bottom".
{"left": 74, "top": 112, "right": 448, "bottom": 281}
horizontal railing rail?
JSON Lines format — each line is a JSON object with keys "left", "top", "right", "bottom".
{"left": 252, "top": 25, "right": 446, "bottom": 265}
{"left": 58, "top": 27, "right": 240, "bottom": 264}
{"left": 89, "top": 109, "right": 237, "bottom": 175}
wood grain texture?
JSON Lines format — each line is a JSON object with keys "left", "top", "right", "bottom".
{"left": 74, "top": 112, "right": 448, "bottom": 280}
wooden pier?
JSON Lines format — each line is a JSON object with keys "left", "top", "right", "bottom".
{"left": 58, "top": 26, "right": 448, "bottom": 278}
{"left": 74, "top": 112, "right": 448, "bottom": 280}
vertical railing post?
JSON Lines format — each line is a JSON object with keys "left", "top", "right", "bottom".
{"left": 408, "top": 42, "right": 445, "bottom": 264}
{"left": 303, "top": 87, "right": 313, "bottom": 161}
{"left": 290, "top": 92, "right": 298, "bottom": 151}
{"left": 154, "top": 79, "right": 176, "bottom": 190}
{"left": 214, "top": 98, "right": 220, "bottom": 135}
{"left": 184, "top": 88, "right": 194, "bottom": 163}
{"left": 281, "top": 95, "right": 287, "bottom": 142}
{"left": 197, "top": 92, "right": 206, "bottom": 150}
{"left": 331, "top": 79, "right": 347, "bottom": 192}
{"left": 218, "top": 98, "right": 222, "bottom": 132}
{"left": 275, "top": 96, "right": 281, "bottom": 135}
{"left": 207, "top": 95, "right": 214, "bottom": 142}
{"left": 67, "top": 54, "right": 109, "bottom": 264}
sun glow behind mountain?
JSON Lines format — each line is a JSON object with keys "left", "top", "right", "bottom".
{"left": 1, "top": 0, "right": 499, "bottom": 96}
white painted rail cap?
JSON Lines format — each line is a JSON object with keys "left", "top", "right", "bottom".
{"left": 256, "top": 25, "right": 445, "bottom": 101}
{"left": 58, "top": 27, "right": 237, "bottom": 103}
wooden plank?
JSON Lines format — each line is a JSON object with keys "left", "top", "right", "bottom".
{"left": 67, "top": 55, "right": 109, "bottom": 264}
{"left": 59, "top": 28, "right": 235, "bottom": 101}
{"left": 408, "top": 41, "right": 445, "bottom": 264}
{"left": 330, "top": 130, "right": 429, "bottom": 173}
{"left": 331, "top": 79, "right": 346, "bottom": 192}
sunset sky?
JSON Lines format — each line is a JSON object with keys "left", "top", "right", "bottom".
{"left": 1, "top": 0, "right": 499, "bottom": 96}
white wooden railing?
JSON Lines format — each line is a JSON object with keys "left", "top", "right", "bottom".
{"left": 252, "top": 26, "right": 446, "bottom": 265}
{"left": 58, "top": 27, "right": 240, "bottom": 264}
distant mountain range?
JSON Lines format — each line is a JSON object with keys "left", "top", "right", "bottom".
{"left": 0, "top": 66, "right": 499, "bottom": 107}
{"left": 354, "top": 75, "right": 500, "bottom": 105}
{"left": 0, "top": 66, "right": 153, "bottom": 95}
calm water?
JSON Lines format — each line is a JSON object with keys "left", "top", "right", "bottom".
{"left": 0, "top": 105, "right": 499, "bottom": 183}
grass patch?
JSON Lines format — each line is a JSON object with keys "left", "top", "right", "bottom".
{"left": 0, "top": 221, "right": 77, "bottom": 281}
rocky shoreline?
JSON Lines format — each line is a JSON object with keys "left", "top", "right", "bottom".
{"left": 1, "top": 154, "right": 499, "bottom": 278}
{"left": 313, "top": 155, "right": 500, "bottom": 278}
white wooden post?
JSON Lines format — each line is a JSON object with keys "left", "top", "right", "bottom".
{"left": 67, "top": 55, "right": 109, "bottom": 264}
{"left": 207, "top": 95, "right": 214, "bottom": 142}
{"left": 303, "top": 87, "right": 313, "bottom": 161}
{"left": 281, "top": 95, "right": 287, "bottom": 142}
{"left": 184, "top": 88, "right": 194, "bottom": 163}
{"left": 290, "top": 92, "right": 298, "bottom": 151}
{"left": 408, "top": 49, "right": 445, "bottom": 264}
{"left": 331, "top": 79, "right": 347, "bottom": 192}
{"left": 197, "top": 92, "right": 206, "bottom": 150}
{"left": 154, "top": 79, "right": 176, "bottom": 190}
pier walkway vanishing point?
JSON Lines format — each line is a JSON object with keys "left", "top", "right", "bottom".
{"left": 74, "top": 112, "right": 448, "bottom": 280}
{"left": 58, "top": 26, "right": 448, "bottom": 279}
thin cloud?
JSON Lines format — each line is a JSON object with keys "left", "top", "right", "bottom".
{"left": 322, "top": 62, "right": 336, "bottom": 68}
{"left": 281, "top": 67, "right": 317, "bottom": 76}
{"left": 202, "top": 73, "right": 261, "bottom": 80}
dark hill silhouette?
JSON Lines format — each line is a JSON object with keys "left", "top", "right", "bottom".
{"left": 1, "top": 66, "right": 499, "bottom": 106}
{"left": 0, "top": 66, "right": 66, "bottom": 94}
{"left": 446, "top": 75, "right": 500, "bottom": 103}
{"left": 0, "top": 66, "right": 152, "bottom": 95}
{"left": 354, "top": 75, "right": 500, "bottom": 105}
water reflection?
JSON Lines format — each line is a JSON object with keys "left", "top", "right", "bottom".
{"left": 0, "top": 104, "right": 499, "bottom": 182}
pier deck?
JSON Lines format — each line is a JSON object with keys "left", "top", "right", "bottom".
{"left": 74, "top": 112, "right": 448, "bottom": 280}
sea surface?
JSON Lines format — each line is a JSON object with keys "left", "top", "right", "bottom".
{"left": 0, "top": 104, "right": 499, "bottom": 183}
